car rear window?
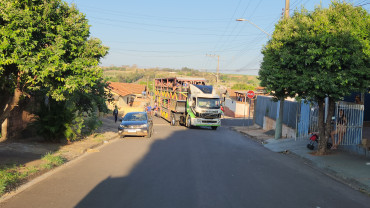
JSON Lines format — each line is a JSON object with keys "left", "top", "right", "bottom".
{"left": 123, "top": 113, "right": 147, "bottom": 121}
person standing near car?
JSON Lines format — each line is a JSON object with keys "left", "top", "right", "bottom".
{"left": 220, "top": 105, "right": 224, "bottom": 118}
{"left": 113, "top": 106, "right": 119, "bottom": 123}
{"left": 146, "top": 104, "right": 152, "bottom": 117}
{"left": 152, "top": 102, "right": 157, "bottom": 116}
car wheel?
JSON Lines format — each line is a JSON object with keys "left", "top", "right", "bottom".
{"left": 146, "top": 128, "right": 152, "bottom": 138}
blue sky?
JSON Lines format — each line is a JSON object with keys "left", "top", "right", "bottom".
{"left": 68, "top": 0, "right": 369, "bottom": 75}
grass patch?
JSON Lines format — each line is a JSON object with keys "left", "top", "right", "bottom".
{"left": 0, "top": 166, "right": 21, "bottom": 195}
{"left": 93, "top": 134, "right": 105, "bottom": 142}
{"left": 0, "top": 165, "right": 38, "bottom": 196}
{"left": 41, "top": 152, "right": 66, "bottom": 169}
{"left": 94, "top": 133, "right": 104, "bottom": 138}
{"left": 0, "top": 153, "right": 67, "bottom": 196}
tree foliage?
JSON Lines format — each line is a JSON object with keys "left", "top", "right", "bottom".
{"left": 0, "top": 0, "right": 108, "bottom": 100}
{"left": 231, "top": 83, "right": 256, "bottom": 91}
{"left": 0, "top": 0, "right": 109, "bottom": 140}
{"left": 259, "top": 2, "right": 370, "bottom": 154}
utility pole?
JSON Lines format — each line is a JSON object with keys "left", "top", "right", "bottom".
{"left": 275, "top": 0, "right": 289, "bottom": 140}
{"left": 285, "top": 0, "right": 290, "bottom": 19}
{"left": 206, "top": 54, "right": 220, "bottom": 85}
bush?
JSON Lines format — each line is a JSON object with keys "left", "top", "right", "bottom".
{"left": 64, "top": 113, "right": 85, "bottom": 142}
{"left": 30, "top": 100, "right": 83, "bottom": 142}
{"left": 82, "top": 113, "right": 102, "bottom": 135}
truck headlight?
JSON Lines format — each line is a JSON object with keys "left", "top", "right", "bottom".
{"left": 139, "top": 124, "right": 148, "bottom": 128}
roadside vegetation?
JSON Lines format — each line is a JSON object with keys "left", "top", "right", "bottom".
{"left": 0, "top": 152, "right": 66, "bottom": 196}
{"left": 0, "top": 0, "right": 110, "bottom": 142}
{"left": 41, "top": 153, "right": 66, "bottom": 170}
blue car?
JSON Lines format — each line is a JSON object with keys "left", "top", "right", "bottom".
{"left": 118, "top": 112, "right": 153, "bottom": 138}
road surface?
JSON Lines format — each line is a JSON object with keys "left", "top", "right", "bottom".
{"left": 1, "top": 117, "right": 369, "bottom": 208}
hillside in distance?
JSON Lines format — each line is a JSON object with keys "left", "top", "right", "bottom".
{"left": 102, "top": 65, "right": 260, "bottom": 91}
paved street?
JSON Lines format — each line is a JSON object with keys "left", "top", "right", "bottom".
{"left": 1, "top": 117, "right": 369, "bottom": 208}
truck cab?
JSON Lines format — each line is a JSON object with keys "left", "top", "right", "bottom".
{"left": 185, "top": 84, "right": 221, "bottom": 130}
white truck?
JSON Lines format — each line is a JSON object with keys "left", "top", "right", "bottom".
{"left": 154, "top": 77, "right": 222, "bottom": 130}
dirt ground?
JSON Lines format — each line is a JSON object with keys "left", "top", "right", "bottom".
{"left": 0, "top": 115, "right": 119, "bottom": 169}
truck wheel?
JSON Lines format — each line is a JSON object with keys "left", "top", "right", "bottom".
{"left": 211, "top": 126, "right": 218, "bottom": 130}
{"left": 186, "top": 115, "right": 192, "bottom": 129}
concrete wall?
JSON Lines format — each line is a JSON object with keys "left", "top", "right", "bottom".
{"left": 235, "top": 101, "right": 252, "bottom": 118}
{"left": 224, "top": 98, "right": 252, "bottom": 118}
{"left": 263, "top": 116, "right": 296, "bottom": 138}
{"left": 224, "top": 98, "right": 236, "bottom": 117}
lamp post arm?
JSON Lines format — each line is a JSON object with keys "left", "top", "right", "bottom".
{"left": 236, "top": 18, "right": 271, "bottom": 38}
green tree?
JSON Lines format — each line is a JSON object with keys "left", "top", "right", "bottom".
{"left": 0, "top": 0, "right": 109, "bottom": 140}
{"left": 231, "top": 83, "right": 256, "bottom": 91}
{"left": 259, "top": 2, "right": 370, "bottom": 154}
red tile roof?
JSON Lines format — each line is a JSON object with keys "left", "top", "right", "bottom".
{"left": 108, "top": 82, "right": 146, "bottom": 97}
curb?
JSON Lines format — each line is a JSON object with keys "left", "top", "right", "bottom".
{"left": 230, "top": 127, "right": 271, "bottom": 145}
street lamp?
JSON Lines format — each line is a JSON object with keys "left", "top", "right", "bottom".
{"left": 236, "top": 18, "right": 271, "bottom": 38}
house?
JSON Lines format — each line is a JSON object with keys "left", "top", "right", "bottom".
{"left": 107, "top": 82, "right": 148, "bottom": 114}
{"left": 255, "top": 86, "right": 267, "bottom": 94}
{"left": 223, "top": 87, "right": 267, "bottom": 118}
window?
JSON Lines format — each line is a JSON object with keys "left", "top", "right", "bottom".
{"left": 197, "top": 98, "right": 221, "bottom": 109}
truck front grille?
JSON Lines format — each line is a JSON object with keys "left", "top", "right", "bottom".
{"left": 199, "top": 113, "right": 220, "bottom": 119}
{"left": 202, "top": 120, "right": 217, "bottom": 123}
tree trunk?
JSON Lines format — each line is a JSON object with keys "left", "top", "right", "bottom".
{"left": 317, "top": 99, "right": 326, "bottom": 154}
{"left": 326, "top": 98, "right": 335, "bottom": 142}
{"left": 274, "top": 98, "right": 284, "bottom": 139}
{"left": 317, "top": 97, "right": 335, "bottom": 155}
{"left": 0, "top": 88, "right": 22, "bottom": 141}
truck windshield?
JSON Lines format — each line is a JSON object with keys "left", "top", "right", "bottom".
{"left": 197, "top": 98, "right": 220, "bottom": 109}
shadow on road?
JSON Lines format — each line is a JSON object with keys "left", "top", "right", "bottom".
{"left": 74, "top": 122, "right": 370, "bottom": 208}
{"left": 221, "top": 118, "right": 253, "bottom": 127}
{"left": 75, "top": 129, "right": 207, "bottom": 208}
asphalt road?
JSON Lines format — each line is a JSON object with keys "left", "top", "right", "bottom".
{"left": 1, "top": 117, "right": 369, "bottom": 208}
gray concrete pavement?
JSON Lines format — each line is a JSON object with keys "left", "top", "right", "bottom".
{"left": 1, "top": 117, "right": 369, "bottom": 208}
{"left": 233, "top": 124, "right": 370, "bottom": 195}
{"left": 265, "top": 138, "right": 370, "bottom": 194}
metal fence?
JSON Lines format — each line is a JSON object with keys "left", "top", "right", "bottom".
{"left": 296, "top": 102, "right": 319, "bottom": 140}
{"left": 295, "top": 101, "right": 364, "bottom": 145}
{"left": 254, "top": 96, "right": 364, "bottom": 146}
{"left": 255, "top": 96, "right": 298, "bottom": 129}
{"left": 333, "top": 102, "right": 364, "bottom": 145}
{"left": 255, "top": 96, "right": 277, "bottom": 127}
{"left": 283, "top": 100, "right": 299, "bottom": 129}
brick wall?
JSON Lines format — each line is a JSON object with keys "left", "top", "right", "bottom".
{"left": 1, "top": 98, "right": 36, "bottom": 140}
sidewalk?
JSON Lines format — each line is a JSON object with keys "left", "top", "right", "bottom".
{"left": 232, "top": 125, "right": 370, "bottom": 195}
